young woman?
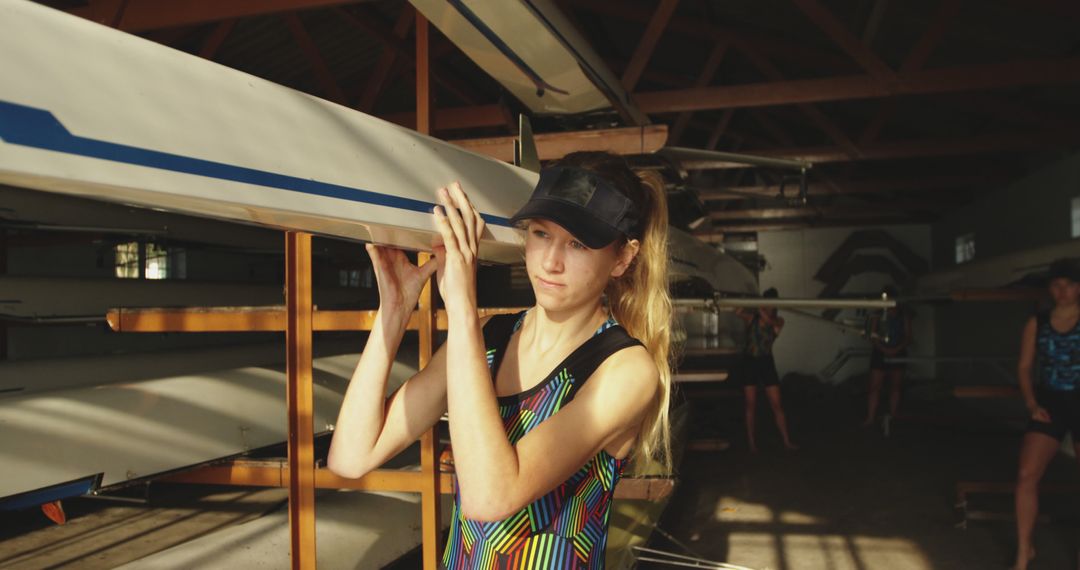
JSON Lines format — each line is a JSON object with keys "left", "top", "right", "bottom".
{"left": 735, "top": 288, "right": 796, "bottom": 452}
{"left": 1013, "top": 258, "right": 1080, "bottom": 570}
{"left": 327, "top": 152, "right": 672, "bottom": 568}
{"left": 863, "top": 285, "right": 912, "bottom": 427}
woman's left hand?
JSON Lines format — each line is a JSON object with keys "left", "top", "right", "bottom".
{"left": 431, "top": 182, "right": 485, "bottom": 316}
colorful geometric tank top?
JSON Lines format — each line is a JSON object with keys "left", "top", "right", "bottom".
{"left": 1036, "top": 311, "right": 1080, "bottom": 392}
{"left": 442, "top": 309, "right": 643, "bottom": 569}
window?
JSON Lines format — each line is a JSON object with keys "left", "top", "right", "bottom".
{"left": 339, "top": 269, "right": 362, "bottom": 288}
{"left": 955, "top": 233, "right": 975, "bottom": 264}
{"left": 145, "top": 243, "right": 169, "bottom": 280}
{"left": 115, "top": 242, "right": 140, "bottom": 278}
{"left": 115, "top": 242, "right": 186, "bottom": 279}
{"left": 1072, "top": 197, "right": 1080, "bottom": 238}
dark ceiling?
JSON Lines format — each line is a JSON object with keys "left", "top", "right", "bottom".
{"left": 49, "top": 0, "right": 1080, "bottom": 237}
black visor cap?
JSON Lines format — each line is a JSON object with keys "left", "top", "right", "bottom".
{"left": 509, "top": 166, "right": 640, "bottom": 249}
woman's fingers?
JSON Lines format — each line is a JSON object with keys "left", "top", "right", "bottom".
{"left": 418, "top": 253, "right": 439, "bottom": 281}
{"left": 432, "top": 203, "right": 459, "bottom": 254}
{"left": 447, "top": 182, "right": 478, "bottom": 254}
{"left": 437, "top": 187, "right": 469, "bottom": 257}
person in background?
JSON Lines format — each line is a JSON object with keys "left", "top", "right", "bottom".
{"left": 1012, "top": 258, "right": 1080, "bottom": 570}
{"left": 863, "top": 285, "right": 912, "bottom": 428}
{"left": 735, "top": 288, "right": 797, "bottom": 452}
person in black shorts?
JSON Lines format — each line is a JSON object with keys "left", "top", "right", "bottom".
{"left": 735, "top": 288, "right": 796, "bottom": 452}
{"left": 863, "top": 285, "right": 912, "bottom": 427}
{"left": 1013, "top": 258, "right": 1080, "bottom": 570}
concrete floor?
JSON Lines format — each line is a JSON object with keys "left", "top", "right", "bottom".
{"left": 651, "top": 380, "right": 1080, "bottom": 570}
{"left": 0, "top": 484, "right": 288, "bottom": 569}
{"left": 3, "top": 380, "right": 1079, "bottom": 570}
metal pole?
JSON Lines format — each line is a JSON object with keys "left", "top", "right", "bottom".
{"left": 675, "top": 297, "right": 896, "bottom": 310}
{"left": 660, "top": 146, "right": 812, "bottom": 171}
{"left": 285, "top": 231, "right": 316, "bottom": 569}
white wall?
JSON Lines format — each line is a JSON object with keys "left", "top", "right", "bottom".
{"left": 757, "top": 225, "right": 934, "bottom": 384}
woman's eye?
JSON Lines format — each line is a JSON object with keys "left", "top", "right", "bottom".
{"left": 531, "top": 230, "right": 548, "bottom": 238}
{"left": 569, "top": 240, "right": 585, "bottom": 250}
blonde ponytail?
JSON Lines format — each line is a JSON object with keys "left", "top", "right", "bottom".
{"left": 552, "top": 152, "right": 674, "bottom": 474}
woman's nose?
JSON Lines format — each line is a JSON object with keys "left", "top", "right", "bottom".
{"left": 541, "top": 243, "right": 564, "bottom": 273}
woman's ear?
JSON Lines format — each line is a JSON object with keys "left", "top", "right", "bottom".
{"left": 610, "top": 239, "right": 640, "bottom": 278}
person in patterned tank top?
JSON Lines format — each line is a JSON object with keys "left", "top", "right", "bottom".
{"left": 1013, "top": 258, "right": 1080, "bottom": 570}
{"left": 327, "top": 152, "right": 673, "bottom": 569}
{"left": 735, "top": 287, "right": 796, "bottom": 453}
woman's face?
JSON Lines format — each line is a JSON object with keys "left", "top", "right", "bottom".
{"left": 523, "top": 219, "right": 635, "bottom": 312}
{"left": 1049, "top": 277, "right": 1080, "bottom": 307}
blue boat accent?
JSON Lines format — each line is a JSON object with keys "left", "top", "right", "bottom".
{"left": 0, "top": 99, "right": 513, "bottom": 227}
{"left": 0, "top": 474, "right": 102, "bottom": 511}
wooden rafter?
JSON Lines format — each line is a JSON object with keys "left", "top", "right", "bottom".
{"left": 789, "top": 0, "right": 896, "bottom": 81}
{"left": 1011, "top": 0, "right": 1080, "bottom": 23}
{"left": 634, "top": 57, "right": 1080, "bottom": 114}
{"left": 353, "top": 7, "right": 414, "bottom": 112}
{"left": 749, "top": 110, "right": 795, "bottom": 147}
{"left": 69, "top": 0, "right": 356, "bottom": 32}
{"left": 573, "top": 0, "right": 853, "bottom": 72}
{"left": 860, "top": 0, "right": 964, "bottom": 143}
{"left": 695, "top": 218, "right": 932, "bottom": 236}
{"left": 284, "top": 13, "right": 347, "bottom": 105}
{"left": 382, "top": 104, "right": 507, "bottom": 132}
{"left": 669, "top": 42, "right": 729, "bottom": 144}
{"left": 620, "top": 0, "right": 681, "bottom": 92}
{"left": 708, "top": 200, "right": 953, "bottom": 221}
{"left": 697, "top": 173, "right": 1007, "bottom": 201}
{"left": 198, "top": 19, "right": 235, "bottom": 61}
{"left": 402, "top": 57, "right": 1080, "bottom": 131}
{"left": 337, "top": 7, "right": 481, "bottom": 110}
{"left": 733, "top": 40, "right": 859, "bottom": 156}
{"left": 680, "top": 131, "right": 1075, "bottom": 169}
{"left": 705, "top": 110, "right": 736, "bottom": 150}
{"left": 450, "top": 125, "right": 668, "bottom": 163}
{"left": 861, "top": 0, "right": 890, "bottom": 46}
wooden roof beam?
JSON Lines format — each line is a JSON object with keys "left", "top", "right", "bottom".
{"left": 381, "top": 104, "right": 506, "bottom": 132}
{"left": 708, "top": 200, "right": 953, "bottom": 221}
{"left": 669, "top": 43, "right": 730, "bottom": 144}
{"left": 69, "top": 0, "right": 355, "bottom": 32}
{"left": 635, "top": 57, "right": 1080, "bottom": 113}
{"left": 1011, "top": 0, "right": 1080, "bottom": 23}
{"left": 572, "top": 0, "right": 853, "bottom": 72}
{"left": 449, "top": 125, "right": 668, "bottom": 163}
{"left": 861, "top": 0, "right": 964, "bottom": 143}
{"left": 337, "top": 7, "right": 481, "bottom": 110}
{"left": 198, "top": 19, "right": 235, "bottom": 61}
{"left": 697, "top": 174, "right": 1006, "bottom": 201}
{"left": 681, "top": 131, "right": 1075, "bottom": 169}
{"left": 695, "top": 215, "right": 933, "bottom": 236}
{"left": 284, "top": 13, "right": 347, "bottom": 105}
{"left": 351, "top": 7, "right": 414, "bottom": 112}
{"left": 620, "top": 0, "right": 681, "bottom": 92}
{"left": 734, "top": 41, "right": 860, "bottom": 157}
{"left": 705, "top": 110, "right": 736, "bottom": 151}
{"left": 789, "top": 0, "right": 897, "bottom": 81}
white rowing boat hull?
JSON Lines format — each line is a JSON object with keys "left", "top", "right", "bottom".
{"left": 0, "top": 1, "right": 534, "bottom": 263}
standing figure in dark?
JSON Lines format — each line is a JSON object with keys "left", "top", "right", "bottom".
{"left": 736, "top": 288, "right": 797, "bottom": 452}
{"left": 1013, "top": 258, "right": 1080, "bottom": 570}
{"left": 863, "top": 285, "right": 912, "bottom": 428}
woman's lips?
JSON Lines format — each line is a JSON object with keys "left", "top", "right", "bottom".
{"left": 536, "top": 276, "right": 565, "bottom": 289}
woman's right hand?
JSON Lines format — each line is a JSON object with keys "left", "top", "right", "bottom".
{"left": 367, "top": 244, "right": 437, "bottom": 318}
{"left": 1029, "top": 405, "right": 1051, "bottom": 423}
